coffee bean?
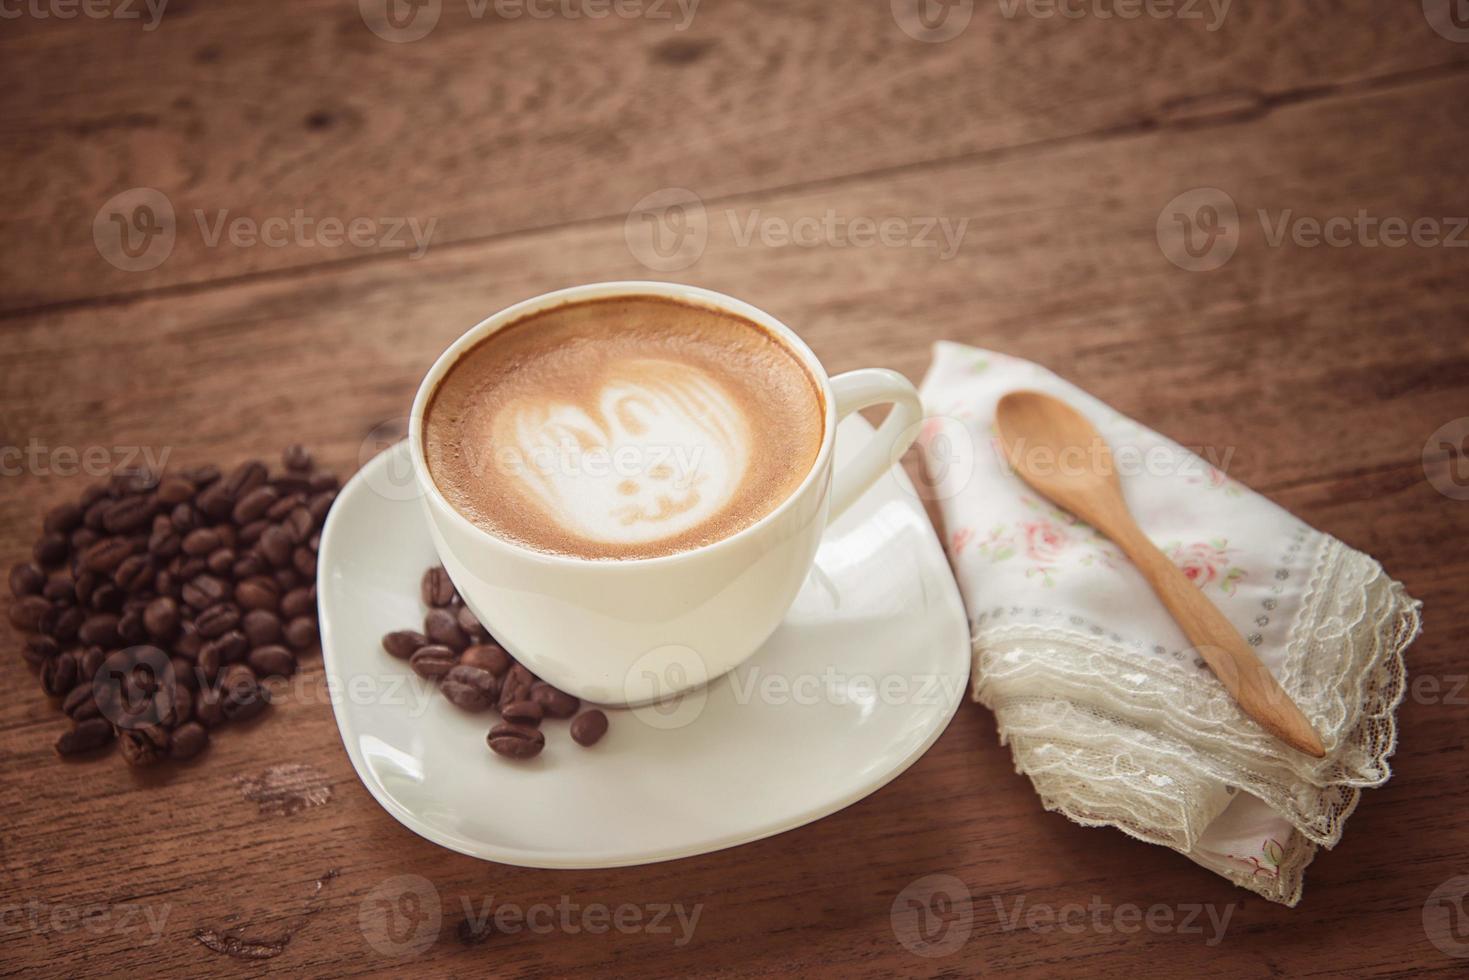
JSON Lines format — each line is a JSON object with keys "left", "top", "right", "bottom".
{"left": 102, "top": 496, "right": 155, "bottom": 534}
{"left": 195, "top": 484, "right": 235, "bottom": 521}
{"left": 570, "top": 709, "right": 608, "bottom": 747}
{"left": 62, "top": 684, "right": 97, "bottom": 719}
{"left": 55, "top": 718, "right": 114, "bottom": 756}
{"left": 194, "top": 604, "right": 241, "bottom": 639}
{"left": 9, "top": 594, "right": 51, "bottom": 630}
{"left": 114, "top": 553, "right": 153, "bottom": 592}
{"left": 280, "top": 587, "right": 314, "bottom": 619}
{"left": 177, "top": 556, "right": 207, "bottom": 580}
{"left": 71, "top": 526, "right": 99, "bottom": 551}
{"left": 382, "top": 630, "right": 427, "bottom": 660}
{"left": 292, "top": 546, "right": 316, "bottom": 579}
{"left": 171, "top": 502, "right": 200, "bottom": 532}
{"left": 235, "top": 576, "right": 280, "bottom": 612}
{"left": 146, "top": 526, "right": 180, "bottom": 559}
{"left": 155, "top": 477, "right": 196, "bottom": 506}
{"left": 44, "top": 501, "right": 84, "bottom": 535}
{"left": 409, "top": 645, "right": 458, "bottom": 679}
{"left": 272, "top": 567, "right": 300, "bottom": 591}
{"left": 40, "top": 652, "right": 78, "bottom": 698}
{"left": 43, "top": 574, "right": 75, "bottom": 605}
{"left": 119, "top": 725, "right": 171, "bottom": 767}
{"left": 248, "top": 644, "right": 296, "bottom": 677}
{"left": 199, "top": 630, "right": 249, "bottom": 679}
{"left": 284, "top": 507, "right": 314, "bottom": 544}
{"left": 238, "top": 520, "right": 268, "bottom": 548}
{"left": 10, "top": 561, "right": 45, "bottom": 597}
{"left": 80, "top": 537, "right": 133, "bottom": 574}
{"left": 84, "top": 498, "right": 111, "bottom": 530}
{"left": 530, "top": 682, "right": 579, "bottom": 719}
{"left": 487, "top": 722, "right": 545, "bottom": 759}
{"left": 283, "top": 615, "right": 318, "bottom": 650}
{"left": 502, "top": 699, "right": 543, "bottom": 725}
{"left": 460, "top": 643, "right": 511, "bottom": 677}
{"left": 78, "top": 613, "right": 120, "bottom": 647}
{"left": 205, "top": 548, "right": 235, "bottom": 577}
{"left": 182, "top": 574, "right": 229, "bottom": 610}
{"left": 498, "top": 663, "right": 535, "bottom": 711}
{"left": 80, "top": 646, "right": 106, "bottom": 680}
{"left": 308, "top": 492, "right": 335, "bottom": 526}
{"left": 181, "top": 527, "right": 222, "bottom": 557}
{"left": 424, "top": 608, "right": 468, "bottom": 652}
{"left": 194, "top": 686, "right": 226, "bottom": 727}
{"left": 272, "top": 472, "right": 313, "bottom": 496}
{"left": 242, "top": 609, "right": 282, "bottom": 647}
{"left": 172, "top": 656, "right": 199, "bottom": 691}
{"left": 232, "top": 486, "right": 278, "bottom": 525}
{"left": 89, "top": 582, "right": 123, "bottom": 612}
{"left": 23, "top": 635, "right": 59, "bottom": 668}
{"left": 283, "top": 444, "right": 313, "bottom": 471}
{"left": 220, "top": 670, "right": 270, "bottom": 722}
{"left": 182, "top": 463, "right": 221, "bottom": 487}
{"left": 174, "top": 622, "right": 202, "bottom": 661}
{"left": 266, "top": 493, "right": 304, "bottom": 523}
{"left": 232, "top": 553, "right": 266, "bottom": 580}
{"left": 442, "top": 665, "right": 499, "bottom": 711}
{"left": 111, "top": 468, "right": 160, "bottom": 496}
{"left": 421, "top": 566, "right": 456, "bottom": 607}
{"left": 117, "top": 610, "right": 146, "bottom": 645}
{"left": 259, "top": 525, "right": 294, "bottom": 567}
{"left": 309, "top": 472, "right": 339, "bottom": 493}
{"left": 223, "top": 460, "right": 269, "bottom": 498}
{"left": 34, "top": 533, "right": 70, "bottom": 567}
{"left": 170, "top": 721, "right": 209, "bottom": 760}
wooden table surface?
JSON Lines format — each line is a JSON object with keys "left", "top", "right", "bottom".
{"left": 3, "top": 2, "right": 1468, "bottom": 976}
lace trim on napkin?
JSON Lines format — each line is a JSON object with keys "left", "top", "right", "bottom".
{"left": 973, "top": 535, "right": 1420, "bottom": 868}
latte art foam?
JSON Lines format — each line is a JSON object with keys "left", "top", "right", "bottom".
{"left": 424, "top": 295, "right": 825, "bottom": 560}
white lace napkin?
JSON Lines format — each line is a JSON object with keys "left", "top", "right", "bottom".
{"left": 917, "top": 341, "right": 1421, "bottom": 905}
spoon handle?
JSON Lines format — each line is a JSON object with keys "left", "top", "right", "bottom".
{"left": 1109, "top": 523, "right": 1326, "bottom": 758}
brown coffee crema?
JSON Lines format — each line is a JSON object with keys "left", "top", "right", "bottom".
{"left": 423, "top": 295, "right": 825, "bottom": 560}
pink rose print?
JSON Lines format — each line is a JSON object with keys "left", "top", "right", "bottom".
{"left": 1021, "top": 519, "right": 1069, "bottom": 564}
{"left": 950, "top": 527, "right": 974, "bottom": 554}
{"left": 1167, "top": 539, "right": 1247, "bottom": 596}
{"left": 1229, "top": 837, "right": 1284, "bottom": 878}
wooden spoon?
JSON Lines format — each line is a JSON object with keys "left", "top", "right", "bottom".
{"left": 994, "top": 390, "right": 1326, "bottom": 758}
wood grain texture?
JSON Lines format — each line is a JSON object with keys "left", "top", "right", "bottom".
{"left": 2, "top": 3, "right": 1469, "bottom": 977}
{"left": 1, "top": 0, "right": 1467, "bottom": 312}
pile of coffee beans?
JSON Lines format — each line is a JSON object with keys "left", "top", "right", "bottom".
{"left": 382, "top": 566, "right": 608, "bottom": 760}
{"left": 7, "top": 447, "right": 338, "bottom": 766}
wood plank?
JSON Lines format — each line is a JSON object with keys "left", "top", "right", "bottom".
{"left": 1, "top": 0, "right": 1466, "bottom": 311}
{"left": 2, "top": 69, "right": 1468, "bottom": 977}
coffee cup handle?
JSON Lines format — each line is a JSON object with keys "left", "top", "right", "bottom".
{"left": 826, "top": 369, "right": 924, "bottom": 522}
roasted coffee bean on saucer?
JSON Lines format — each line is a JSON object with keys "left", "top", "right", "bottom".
{"left": 487, "top": 722, "right": 545, "bottom": 759}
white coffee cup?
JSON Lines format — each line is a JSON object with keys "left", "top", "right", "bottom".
{"left": 409, "top": 281, "right": 922, "bottom": 706}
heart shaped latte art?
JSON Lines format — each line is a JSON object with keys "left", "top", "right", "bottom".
{"left": 492, "top": 359, "right": 752, "bottom": 546}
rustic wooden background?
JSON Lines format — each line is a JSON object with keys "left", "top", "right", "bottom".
{"left": 3, "top": 1, "right": 1468, "bottom": 976}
